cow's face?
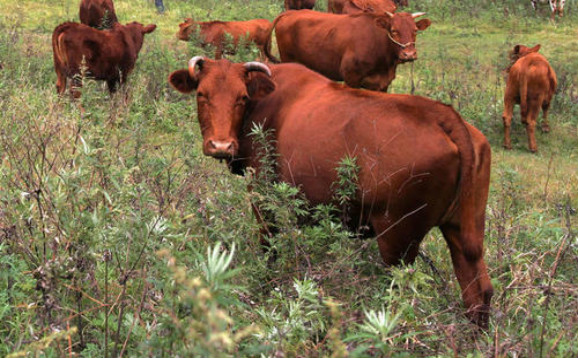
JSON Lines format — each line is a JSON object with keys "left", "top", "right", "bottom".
{"left": 169, "top": 57, "right": 275, "bottom": 159}
{"left": 377, "top": 12, "right": 431, "bottom": 63}
{"left": 124, "top": 22, "right": 157, "bottom": 51}
{"left": 177, "top": 18, "right": 195, "bottom": 41}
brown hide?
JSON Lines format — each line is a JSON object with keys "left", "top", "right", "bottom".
{"left": 169, "top": 59, "right": 493, "bottom": 327}
{"left": 264, "top": 10, "right": 430, "bottom": 91}
{"left": 79, "top": 0, "right": 118, "bottom": 28}
{"left": 176, "top": 18, "right": 272, "bottom": 59}
{"left": 328, "top": 0, "right": 397, "bottom": 14}
{"left": 285, "top": 0, "right": 316, "bottom": 10}
{"left": 52, "top": 21, "right": 156, "bottom": 97}
{"left": 502, "top": 44, "right": 557, "bottom": 152}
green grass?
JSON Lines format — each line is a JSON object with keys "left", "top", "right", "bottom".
{"left": 1, "top": 0, "right": 577, "bottom": 357}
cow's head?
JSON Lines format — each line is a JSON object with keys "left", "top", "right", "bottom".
{"left": 169, "top": 57, "right": 275, "bottom": 159}
{"left": 510, "top": 44, "right": 541, "bottom": 63}
{"left": 177, "top": 18, "right": 196, "bottom": 41}
{"left": 122, "top": 22, "right": 157, "bottom": 52}
{"left": 376, "top": 12, "right": 431, "bottom": 63}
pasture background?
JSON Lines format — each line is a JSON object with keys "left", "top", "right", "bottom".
{"left": 0, "top": 0, "right": 577, "bottom": 356}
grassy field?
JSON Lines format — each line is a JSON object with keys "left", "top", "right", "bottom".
{"left": 0, "top": 0, "right": 577, "bottom": 357}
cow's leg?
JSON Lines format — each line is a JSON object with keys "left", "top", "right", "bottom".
{"left": 340, "top": 54, "right": 365, "bottom": 89}
{"left": 524, "top": 100, "right": 540, "bottom": 152}
{"left": 107, "top": 78, "right": 119, "bottom": 94}
{"left": 502, "top": 97, "right": 514, "bottom": 150}
{"left": 440, "top": 224, "right": 493, "bottom": 328}
{"left": 370, "top": 214, "right": 422, "bottom": 266}
{"left": 541, "top": 99, "right": 551, "bottom": 133}
{"left": 70, "top": 75, "right": 82, "bottom": 99}
{"left": 55, "top": 68, "right": 67, "bottom": 95}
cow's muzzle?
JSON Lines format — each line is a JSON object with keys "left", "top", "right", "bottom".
{"left": 205, "top": 139, "right": 237, "bottom": 159}
{"left": 399, "top": 50, "right": 417, "bottom": 62}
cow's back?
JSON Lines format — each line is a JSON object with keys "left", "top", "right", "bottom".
{"left": 248, "top": 64, "right": 467, "bottom": 213}
{"left": 79, "top": 0, "right": 118, "bottom": 28}
{"left": 509, "top": 53, "right": 557, "bottom": 102}
{"left": 274, "top": 11, "right": 374, "bottom": 81}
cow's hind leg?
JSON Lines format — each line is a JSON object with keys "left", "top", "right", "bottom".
{"left": 502, "top": 94, "right": 514, "bottom": 150}
{"left": 540, "top": 98, "right": 551, "bottom": 133}
{"left": 371, "top": 214, "right": 423, "bottom": 266}
{"left": 70, "top": 75, "right": 82, "bottom": 99}
{"left": 524, "top": 99, "right": 540, "bottom": 152}
{"left": 107, "top": 78, "right": 119, "bottom": 94}
{"left": 440, "top": 224, "right": 492, "bottom": 328}
{"left": 55, "top": 69, "right": 67, "bottom": 96}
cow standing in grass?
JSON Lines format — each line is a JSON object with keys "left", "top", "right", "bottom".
{"left": 52, "top": 21, "right": 156, "bottom": 98}
{"left": 531, "top": 0, "right": 565, "bottom": 18}
{"left": 79, "top": 0, "right": 118, "bottom": 28}
{"left": 168, "top": 58, "right": 494, "bottom": 328}
{"left": 285, "top": 0, "right": 316, "bottom": 10}
{"left": 502, "top": 44, "right": 557, "bottom": 153}
{"left": 176, "top": 18, "right": 272, "bottom": 60}
{"left": 328, "top": 0, "right": 397, "bottom": 14}
{"left": 265, "top": 10, "right": 430, "bottom": 92}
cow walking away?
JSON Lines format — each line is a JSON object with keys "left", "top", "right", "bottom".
{"left": 79, "top": 0, "right": 118, "bottom": 28}
{"left": 52, "top": 21, "right": 156, "bottom": 98}
{"left": 531, "top": 0, "right": 565, "bottom": 19}
{"left": 176, "top": 18, "right": 272, "bottom": 60}
{"left": 502, "top": 44, "right": 557, "bottom": 153}
{"left": 264, "top": 10, "right": 430, "bottom": 92}
{"left": 328, "top": 0, "right": 397, "bottom": 14}
{"left": 285, "top": 0, "right": 316, "bottom": 10}
{"left": 168, "top": 58, "right": 493, "bottom": 328}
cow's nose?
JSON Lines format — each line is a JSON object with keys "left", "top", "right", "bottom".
{"left": 206, "top": 140, "right": 235, "bottom": 158}
{"left": 400, "top": 50, "right": 417, "bottom": 61}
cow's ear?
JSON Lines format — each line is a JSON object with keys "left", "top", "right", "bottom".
{"left": 246, "top": 72, "right": 276, "bottom": 100}
{"left": 375, "top": 17, "right": 391, "bottom": 30}
{"left": 143, "top": 24, "right": 157, "bottom": 34}
{"left": 529, "top": 44, "right": 541, "bottom": 53}
{"left": 416, "top": 18, "right": 431, "bottom": 31}
{"left": 513, "top": 45, "right": 521, "bottom": 54}
{"left": 169, "top": 69, "right": 198, "bottom": 94}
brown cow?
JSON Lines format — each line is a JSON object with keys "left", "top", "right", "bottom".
{"left": 502, "top": 44, "right": 557, "bottom": 152}
{"left": 52, "top": 21, "right": 156, "bottom": 98}
{"left": 285, "top": 0, "right": 316, "bottom": 10}
{"left": 168, "top": 58, "right": 493, "bottom": 327}
{"left": 265, "top": 10, "right": 430, "bottom": 92}
{"left": 328, "top": 0, "right": 397, "bottom": 14}
{"left": 79, "top": 0, "right": 118, "bottom": 28}
{"left": 176, "top": 18, "right": 272, "bottom": 59}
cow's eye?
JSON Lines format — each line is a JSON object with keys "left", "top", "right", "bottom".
{"left": 197, "top": 94, "right": 208, "bottom": 105}
{"left": 236, "top": 95, "right": 249, "bottom": 106}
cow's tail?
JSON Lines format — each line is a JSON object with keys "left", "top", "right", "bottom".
{"left": 264, "top": 14, "right": 287, "bottom": 64}
{"left": 439, "top": 105, "right": 479, "bottom": 261}
{"left": 52, "top": 22, "right": 73, "bottom": 68}
{"left": 548, "top": 65, "right": 557, "bottom": 95}
{"left": 519, "top": 72, "right": 529, "bottom": 117}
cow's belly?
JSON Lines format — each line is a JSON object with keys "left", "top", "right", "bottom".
{"left": 276, "top": 122, "right": 460, "bottom": 228}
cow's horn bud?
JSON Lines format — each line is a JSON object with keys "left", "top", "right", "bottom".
{"left": 244, "top": 62, "right": 272, "bottom": 77}
{"left": 188, "top": 56, "right": 205, "bottom": 77}
{"left": 412, "top": 12, "right": 426, "bottom": 18}
{"left": 385, "top": 11, "right": 394, "bottom": 18}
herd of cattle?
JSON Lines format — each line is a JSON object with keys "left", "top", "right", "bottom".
{"left": 50, "top": 0, "right": 565, "bottom": 328}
